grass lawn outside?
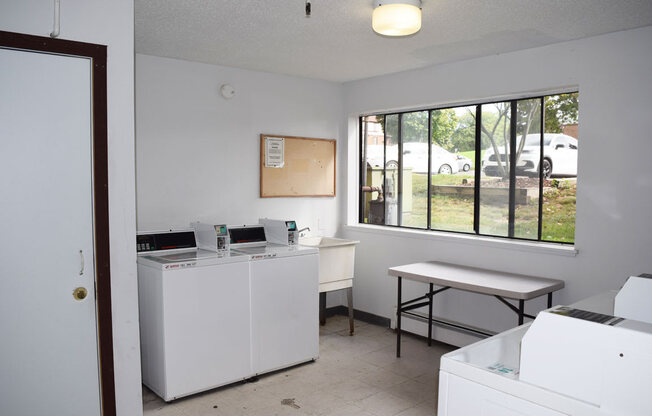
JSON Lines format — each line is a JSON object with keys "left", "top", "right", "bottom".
{"left": 400, "top": 173, "right": 575, "bottom": 243}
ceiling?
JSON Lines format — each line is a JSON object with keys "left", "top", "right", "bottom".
{"left": 135, "top": 0, "right": 652, "bottom": 83}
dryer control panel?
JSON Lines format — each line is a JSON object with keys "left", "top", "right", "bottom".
{"left": 136, "top": 231, "right": 196, "bottom": 253}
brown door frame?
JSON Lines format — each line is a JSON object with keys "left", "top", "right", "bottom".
{"left": 0, "top": 30, "right": 116, "bottom": 415}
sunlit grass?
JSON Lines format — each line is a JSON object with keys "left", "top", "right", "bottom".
{"left": 399, "top": 174, "right": 575, "bottom": 243}
{"left": 542, "top": 185, "right": 576, "bottom": 243}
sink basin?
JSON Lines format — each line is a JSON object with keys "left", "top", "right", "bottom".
{"left": 299, "top": 236, "right": 359, "bottom": 248}
{"left": 299, "top": 236, "right": 359, "bottom": 292}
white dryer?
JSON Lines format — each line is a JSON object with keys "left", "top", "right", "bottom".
{"left": 229, "top": 225, "right": 320, "bottom": 375}
{"left": 136, "top": 230, "right": 251, "bottom": 401}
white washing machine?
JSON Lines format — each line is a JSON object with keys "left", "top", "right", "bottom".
{"left": 229, "top": 225, "right": 320, "bottom": 375}
{"left": 438, "top": 283, "right": 652, "bottom": 416}
{"left": 136, "top": 230, "right": 251, "bottom": 401}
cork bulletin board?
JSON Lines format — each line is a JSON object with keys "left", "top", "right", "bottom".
{"left": 260, "top": 134, "right": 336, "bottom": 198}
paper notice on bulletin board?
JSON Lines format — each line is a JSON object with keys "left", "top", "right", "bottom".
{"left": 265, "top": 137, "right": 284, "bottom": 168}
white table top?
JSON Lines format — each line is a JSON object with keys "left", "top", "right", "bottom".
{"left": 388, "top": 261, "right": 564, "bottom": 300}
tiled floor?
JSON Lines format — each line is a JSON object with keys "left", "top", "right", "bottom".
{"left": 143, "top": 315, "right": 456, "bottom": 416}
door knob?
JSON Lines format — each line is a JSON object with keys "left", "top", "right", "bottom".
{"left": 73, "top": 287, "right": 88, "bottom": 301}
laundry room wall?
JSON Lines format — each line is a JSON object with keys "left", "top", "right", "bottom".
{"left": 340, "top": 26, "right": 652, "bottom": 346}
{"left": 135, "top": 54, "right": 344, "bottom": 241}
{"left": 1, "top": 1, "right": 140, "bottom": 415}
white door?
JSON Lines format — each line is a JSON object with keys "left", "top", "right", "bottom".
{"left": 0, "top": 48, "right": 101, "bottom": 415}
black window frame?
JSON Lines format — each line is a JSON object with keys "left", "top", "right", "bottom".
{"left": 358, "top": 92, "right": 578, "bottom": 245}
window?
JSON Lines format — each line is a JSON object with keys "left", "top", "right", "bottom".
{"left": 359, "top": 92, "right": 579, "bottom": 244}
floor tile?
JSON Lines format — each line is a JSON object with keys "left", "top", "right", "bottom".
{"left": 323, "top": 377, "right": 382, "bottom": 402}
{"left": 320, "top": 403, "right": 376, "bottom": 416}
{"left": 356, "top": 391, "right": 415, "bottom": 416}
{"left": 355, "top": 365, "right": 410, "bottom": 390}
{"left": 390, "top": 379, "right": 437, "bottom": 406}
{"left": 288, "top": 391, "right": 346, "bottom": 415}
{"left": 394, "top": 402, "right": 437, "bottom": 416}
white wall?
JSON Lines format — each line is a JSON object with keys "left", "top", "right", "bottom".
{"left": 135, "top": 54, "right": 344, "bottom": 238}
{"left": 0, "top": 1, "right": 141, "bottom": 415}
{"left": 341, "top": 26, "right": 652, "bottom": 346}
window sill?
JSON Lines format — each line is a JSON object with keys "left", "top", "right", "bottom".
{"left": 343, "top": 223, "right": 578, "bottom": 257}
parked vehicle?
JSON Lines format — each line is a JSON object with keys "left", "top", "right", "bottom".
{"left": 456, "top": 154, "right": 472, "bottom": 172}
{"left": 366, "top": 143, "right": 459, "bottom": 174}
{"left": 403, "top": 143, "right": 459, "bottom": 174}
{"left": 481, "top": 133, "right": 578, "bottom": 178}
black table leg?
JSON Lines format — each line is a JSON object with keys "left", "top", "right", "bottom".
{"left": 319, "top": 292, "right": 326, "bottom": 326}
{"left": 547, "top": 292, "right": 552, "bottom": 308}
{"left": 396, "top": 276, "right": 402, "bottom": 358}
{"left": 518, "top": 299, "right": 525, "bottom": 325}
{"left": 347, "top": 286, "right": 354, "bottom": 336}
{"left": 428, "top": 283, "right": 433, "bottom": 346}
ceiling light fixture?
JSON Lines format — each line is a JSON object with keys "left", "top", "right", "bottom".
{"left": 372, "top": 0, "right": 422, "bottom": 37}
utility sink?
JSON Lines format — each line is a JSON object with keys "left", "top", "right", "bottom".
{"left": 301, "top": 236, "right": 360, "bottom": 334}
{"left": 299, "top": 236, "right": 359, "bottom": 248}
{"left": 300, "top": 236, "right": 359, "bottom": 292}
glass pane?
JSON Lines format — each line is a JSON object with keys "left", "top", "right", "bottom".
{"left": 384, "top": 115, "right": 399, "bottom": 225}
{"left": 542, "top": 92, "right": 579, "bottom": 243}
{"left": 400, "top": 111, "right": 428, "bottom": 228}
{"left": 360, "top": 115, "right": 384, "bottom": 224}
{"left": 479, "top": 102, "right": 511, "bottom": 236}
{"left": 430, "top": 106, "right": 475, "bottom": 232}
{"left": 513, "top": 98, "right": 542, "bottom": 240}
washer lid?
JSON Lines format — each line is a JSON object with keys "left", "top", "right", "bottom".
{"left": 137, "top": 249, "right": 249, "bottom": 269}
{"left": 232, "top": 243, "right": 318, "bottom": 260}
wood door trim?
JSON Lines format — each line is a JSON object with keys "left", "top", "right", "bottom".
{"left": 0, "top": 30, "right": 116, "bottom": 416}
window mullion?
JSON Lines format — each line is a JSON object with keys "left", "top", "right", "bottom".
{"left": 473, "top": 105, "right": 481, "bottom": 234}
{"left": 538, "top": 97, "right": 544, "bottom": 241}
{"left": 382, "top": 115, "right": 387, "bottom": 225}
{"left": 427, "top": 111, "right": 432, "bottom": 230}
{"left": 397, "top": 114, "right": 403, "bottom": 227}
{"left": 359, "top": 117, "right": 365, "bottom": 223}
{"left": 508, "top": 102, "right": 517, "bottom": 238}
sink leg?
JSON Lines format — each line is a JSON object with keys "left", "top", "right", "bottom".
{"left": 347, "top": 286, "right": 354, "bottom": 336}
{"left": 319, "top": 292, "right": 326, "bottom": 326}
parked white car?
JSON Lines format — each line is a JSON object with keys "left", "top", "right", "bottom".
{"left": 456, "top": 154, "right": 472, "bottom": 172}
{"left": 365, "top": 143, "right": 459, "bottom": 174}
{"left": 482, "top": 133, "right": 578, "bottom": 178}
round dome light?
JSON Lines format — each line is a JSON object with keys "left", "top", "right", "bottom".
{"left": 372, "top": 1, "right": 422, "bottom": 37}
